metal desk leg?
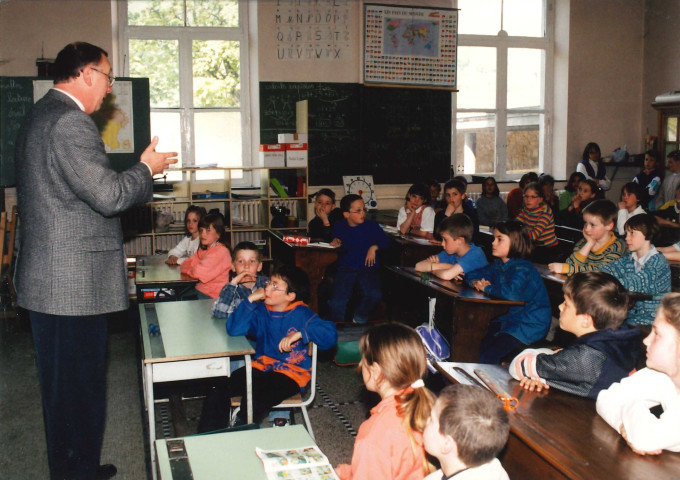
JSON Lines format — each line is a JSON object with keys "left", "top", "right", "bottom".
{"left": 146, "top": 363, "right": 158, "bottom": 480}
{"left": 245, "top": 355, "right": 253, "bottom": 424}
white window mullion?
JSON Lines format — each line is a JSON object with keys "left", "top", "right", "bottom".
{"left": 179, "top": 33, "right": 194, "bottom": 167}
{"left": 496, "top": 35, "right": 508, "bottom": 179}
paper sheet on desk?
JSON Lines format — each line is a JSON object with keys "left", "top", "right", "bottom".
{"left": 380, "top": 225, "right": 399, "bottom": 234}
{"left": 307, "top": 242, "right": 339, "bottom": 249}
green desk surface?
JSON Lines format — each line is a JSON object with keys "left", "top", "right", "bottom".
{"left": 140, "top": 299, "right": 254, "bottom": 363}
{"left": 155, "top": 425, "right": 319, "bottom": 479}
{"left": 136, "top": 254, "right": 197, "bottom": 285}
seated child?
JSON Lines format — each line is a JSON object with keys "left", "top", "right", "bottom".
{"left": 397, "top": 182, "right": 436, "bottom": 238}
{"left": 653, "top": 183, "right": 680, "bottom": 228}
{"left": 558, "top": 179, "right": 598, "bottom": 229}
{"left": 308, "top": 188, "right": 343, "bottom": 242}
{"left": 601, "top": 214, "right": 671, "bottom": 326}
{"left": 507, "top": 172, "right": 538, "bottom": 219}
{"left": 466, "top": 220, "right": 552, "bottom": 364}
{"left": 433, "top": 179, "right": 479, "bottom": 241}
{"left": 427, "top": 179, "right": 442, "bottom": 210}
{"left": 180, "top": 213, "right": 232, "bottom": 299}
{"left": 597, "top": 292, "right": 680, "bottom": 455}
{"left": 197, "top": 265, "right": 337, "bottom": 431}
{"left": 475, "top": 176, "right": 508, "bottom": 227}
{"left": 212, "top": 241, "right": 268, "bottom": 318}
{"left": 335, "top": 323, "right": 435, "bottom": 480}
{"left": 415, "top": 214, "right": 487, "bottom": 281}
{"left": 423, "top": 384, "right": 510, "bottom": 480}
{"left": 515, "top": 181, "right": 559, "bottom": 263}
{"left": 539, "top": 174, "right": 559, "bottom": 213}
{"left": 548, "top": 200, "right": 626, "bottom": 275}
{"left": 166, "top": 205, "right": 206, "bottom": 265}
{"left": 330, "top": 194, "right": 391, "bottom": 324}
{"left": 617, "top": 182, "right": 646, "bottom": 235}
{"left": 633, "top": 150, "right": 663, "bottom": 211}
{"left": 558, "top": 172, "right": 586, "bottom": 212}
{"left": 509, "top": 271, "right": 640, "bottom": 399}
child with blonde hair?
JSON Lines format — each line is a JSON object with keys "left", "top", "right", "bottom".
{"left": 597, "top": 292, "right": 680, "bottom": 455}
{"left": 335, "top": 323, "right": 435, "bottom": 480}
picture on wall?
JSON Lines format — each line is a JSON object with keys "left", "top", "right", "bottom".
{"left": 364, "top": 3, "right": 458, "bottom": 89}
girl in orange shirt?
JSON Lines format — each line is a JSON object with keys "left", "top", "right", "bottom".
{"left": 335, "top": 323, "right": 435, "bottom": 480}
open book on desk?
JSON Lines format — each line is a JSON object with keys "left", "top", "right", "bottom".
{"left": 255, "top": 445, "right": 339, "bottom": 480}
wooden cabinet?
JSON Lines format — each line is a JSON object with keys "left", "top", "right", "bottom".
{"left": 652, "top": 102, "right": 680, "bottom": 159}
{"left": 121, "top": 166, "right": 308, "bottom": 260}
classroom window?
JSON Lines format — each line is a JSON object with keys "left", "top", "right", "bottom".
{"left": 119, "top": 0, "right": 249, "bottom": 181}
{"left": 454, "top": 0, "right": 553, "bottom": 180}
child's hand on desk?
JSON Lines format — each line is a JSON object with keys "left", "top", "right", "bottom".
{"left": 166, "top": 255, "right": 179, "bottom": 265}
{"left": 520, "top": 377, "right": 549, "bottom": 393}
{"left": 330, "top": 238, "right": 342, "bottom": 247}
{"left": 547, "top": 263, "right": 564, "bottom": 274}
{"left": 248, "top": 288, "right": 265, "bottom": 302}
{"left": 279, "top": 331, "right": 302, "bottom": 352}
{"left": 620, "top": 425, "right": 662, "bottom": 456}
{"left": 365, "top": 245, "right": 378, "bottom": 267}
{"left": 472, "top": 279, "right": 490, "bottom": 292}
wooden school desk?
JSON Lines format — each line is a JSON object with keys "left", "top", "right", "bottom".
{"left": 155, "top": 425, "right": 319, "bottom": 480}
{"left": 140, "top": 299, "right": 255, "bottom": 479}
{"left": 381, "top": 227, "right": 442, "bottom": 267}
{"left": 135, "top": 255, "right": 198, "bottom": 302}
{"left": 436, "top": 362, "right": 680, "bottom": 480}
{"left": 384, "top": 266, "right": 524, "bottom": 361}
{"left": 269, "top": 229, "right": 340, "bottom": 312}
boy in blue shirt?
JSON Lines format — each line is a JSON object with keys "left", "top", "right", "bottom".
{"left": 329, "top": 194, "right": 391, "bottom": 324}
{"left": 197, "top": 265, "right": 337, "bottom": 432}
{"left": 415, "top": 213, "right": 487, "bottom": 281}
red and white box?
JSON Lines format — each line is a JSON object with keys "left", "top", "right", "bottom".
{"left": 259, "top": 144, "right": 285, "bottom": 167}
{"left": 283, "top": 234, "right": 310, "bottom": 246}
{"left": 278, "top": 133, "right": 308, "bottom": 144}
{"left": 285, "top": 143, "right": 308, "bottom": 167}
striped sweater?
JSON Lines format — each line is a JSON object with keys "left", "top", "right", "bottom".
{"left": 517, "top": 204, "right": 558, "bottom": 247}
{"left": 560, "top": 232, "right": 627, "bottom": 275}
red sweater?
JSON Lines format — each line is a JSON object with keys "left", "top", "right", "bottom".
{"left": 180, "top": 243, "right": 232, "bottom": 298}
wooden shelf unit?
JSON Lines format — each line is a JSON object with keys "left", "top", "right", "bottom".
{"left": 652, "top": 102, "right": 680, "bottom": 159}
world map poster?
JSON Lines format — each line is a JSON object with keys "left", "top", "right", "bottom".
{"left": 364, "top": 4, "right": 457, "bottom": 88}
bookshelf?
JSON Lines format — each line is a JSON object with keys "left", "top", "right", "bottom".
{"left": 121, "top": 166, "right": 308, "bottom": 260}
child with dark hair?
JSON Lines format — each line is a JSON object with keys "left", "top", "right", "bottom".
{"left": 397, "top": 183, "right": 436, "bottom": 238}
{"left": 654, "top": 183, "right": 680, "bottom": 228}
{"left": 423, "top": 384, "right": 510, "bottom": 480}
{"left": 507, "top": 172, "right": 538, "bottom": 219}
{"left": 558, "top": 179, "right": 599, "bottom": 229}
{"left": 433, "top": 179, "right": 479, "bottom": 241}
{"left": 559, "top": 172, "right": 586, "bottom": 211}
{"left": 308, "top": 188, "right": 343, "bottom": 242}
{"left": 510, "top": 271, "right": 640, "bottom": 399}
{"left": 475, "top": 176, "right": 508, "bottom": 226}
{"left": 329, "top": 194, "right": 391, "bottom": 324}
{"left": 577, "top": 142, "right": 611, "bottom": 191}
{"left": 426, "top": 179, "right": 442, "bottom": 210}
{"left": 166, "top": 205, "right": 207, "bottom": 265}
{"left": 601, "top": 214, "right": 671, "bottom": 326}
{"left": 198, "top": 265, "right": 337, "bottom": 431}
{"left": 617, "top": 182, "right": 646, "bottom": 235}
{"left": 539, "top": 174, "right": 559, "bottom": 213}
{"left": 466, "top": 220, "right": 551, "bottom": 364}
{"left": 656, "top": 150, "right": 680, "bottom": 209}
{"left": 633, "top": 150, "right": 664, "bottom": 210}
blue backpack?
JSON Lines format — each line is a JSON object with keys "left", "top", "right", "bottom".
{"left": 416, "top": 298, "right": 450, "bottom": 372}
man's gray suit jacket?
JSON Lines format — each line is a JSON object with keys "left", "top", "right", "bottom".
{"left": 14, "top": 89, "right": 152, "bottom": 316}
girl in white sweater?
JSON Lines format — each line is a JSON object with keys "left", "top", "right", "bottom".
{"left": 166, "top": 205, "right": 206, "bottom": 265}
{"left": 596, "top": 292, "right": 680, "bottom": 455}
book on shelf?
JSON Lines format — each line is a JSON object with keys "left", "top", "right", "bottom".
{"left": 255, "top": 445, "right": 339, "bottom": 480}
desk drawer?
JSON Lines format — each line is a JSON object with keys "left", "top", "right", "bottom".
{"left": 151, "top": 358, "right": 230, "bottom": 382}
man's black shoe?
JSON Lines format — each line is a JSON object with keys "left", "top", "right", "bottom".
{"left": 96, "top": 464, "right": 117, "bottom": 480}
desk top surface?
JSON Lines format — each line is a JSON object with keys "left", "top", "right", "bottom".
{"left": 135, "top": 255, "right": 197, "bottom": 285}
{"left": 269, "top": 229, "right": 342, "bottom": 252}
{"left": 155, "top": 425, "right": 317, "bottom": 480}
{"left": 140, "top": 299, "right": 254, "bottom": 364}
{"left": 436, "top": 362, "right": 680, "bottom": 479}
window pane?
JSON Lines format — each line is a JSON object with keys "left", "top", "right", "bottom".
{"left": 187, "top": 0, "right": 238, "bottom": 27}
{"left": 151, "top": 111, "right": 183, "bottom": 181}
{"left": 503, "top": 0, "right": 544, "bottom": 37}
{"left": 506, "top": 113, "right": 541, "bottom": 173}
{"left": 508, "top": 48, "right": 543, "bottom": 109}
{"left": 457, "top": 47, "right": 496, "bottom": 109}
{"left": 457, "top": 0, "right": 501, "bottom": 35}
{"left": 456, "top": 112, "right": 495, "bottom": 174}
{"left": 193, "top": 40, "right": 240, "bottom": 108}
{"left": 195, "top": 111, "right": 242, "bottom": 180}
{"left": 667, "top": 117, "right": 677, "bottom": 142}
{"left": 129, "top": 40, "right": 179, "bottom": 108}
{"left": 128, "top": 0, "right": 184, "bottom": 26}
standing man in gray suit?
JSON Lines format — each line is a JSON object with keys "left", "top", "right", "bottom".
{"left": 14, "top": 42, "right": 177, "bottom": 480}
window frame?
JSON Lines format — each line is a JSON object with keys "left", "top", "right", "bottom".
{"left": 453, "top": 0, "right": 554, "bottom": 181}
{"left": 116, "top": 0, "right": 252, "bottom": 181}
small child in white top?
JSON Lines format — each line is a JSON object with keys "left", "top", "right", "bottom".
{"left": 423, "top": 384, "right": 510, "bottom": 480}
{"left": 596, "top": 292, "right": 680, "bottom": 455}
{"left": 397, "top": 182, "right": 436, "bottom": 239}
{"left": 166, "top": 205, "right": 206, "bottom": 265}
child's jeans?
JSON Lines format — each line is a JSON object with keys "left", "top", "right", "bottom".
{"left": 479, "top": 321, "right": 526, "bottom": 365}
{"left": 329, "top": 267, "right": 382, "bottom": 324}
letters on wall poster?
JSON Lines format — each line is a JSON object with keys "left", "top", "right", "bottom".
{"left": 275, "top": 0, "right": 352, "bottom": 61}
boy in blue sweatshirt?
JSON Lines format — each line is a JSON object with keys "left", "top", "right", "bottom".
{"left": 197, "top": 265, "right": 337, "bottom": 432}
{"left": 329, "top": 194, "right": 391, "bottom": 324}
{"left": 509, "top": 271, "right": 640, "bottom": 399}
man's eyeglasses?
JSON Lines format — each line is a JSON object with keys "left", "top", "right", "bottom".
{"left": 264, "top": 280, "right": 286, "bottom": 292}
{"left": 91, "top": 67, "right": 116, "bottom": 87}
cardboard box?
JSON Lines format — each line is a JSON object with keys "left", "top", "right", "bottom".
{"left": 278, "top": 133, "right": 308, "bottom": 144}
{"left": 259, "top": 144, "right": 285, "bottom": 167}
{"left": 285, "top": 143, "right": 308, "bottom": 167}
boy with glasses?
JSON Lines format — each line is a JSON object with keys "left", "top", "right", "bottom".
{"left": 329, "top": 194, "right": 391, "bottom": 324}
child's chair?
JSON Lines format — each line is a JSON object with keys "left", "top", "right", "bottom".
{"left": 231, "top": 343, "right": 318, "bottom": 439}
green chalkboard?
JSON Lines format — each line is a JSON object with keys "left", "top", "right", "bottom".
{"left": 0, "top": 76, "right": 151, "bottom": 186}
{"left": 259, "top": 82, "right": 451, "bottom": 185}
